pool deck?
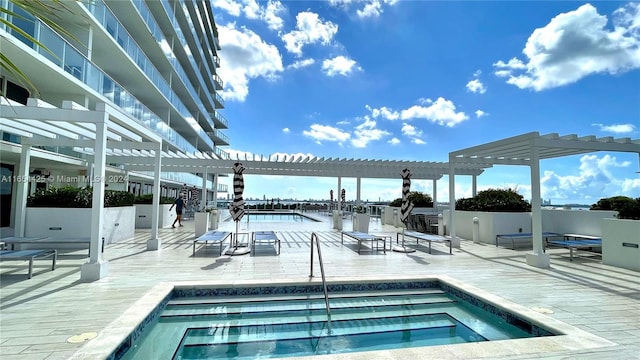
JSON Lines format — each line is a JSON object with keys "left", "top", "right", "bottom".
{"left": 0, "top": 212, "right": 638, "bottom": 359}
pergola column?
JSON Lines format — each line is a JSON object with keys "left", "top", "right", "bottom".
{"left": 201, "top": 168, "right": 208, "bottom": 208}
{"left": 526, "top": 143, "right": 550, "bottom": 268}
{"left": 148, "top": 142, "right": 162, "bottom": 250}
{"left": 472, "top": 175, "right": 477, "bottom": 197}
{"left": 432, "top": 179, "right": 437, "bottom": 205}
{"left": 213, "top": 173, "right": 219, "bottom": 208}
{"left": 448, "top": 158, "right": 460, "bottom": 248}
{"left": 81, "top": 111, "right": 109, "bottom": 281}
{"left": 356, "top": 177, "right": 361, "bottom": 205}
{"left": 14, "top": 144, "right": 31, "bottom": 237}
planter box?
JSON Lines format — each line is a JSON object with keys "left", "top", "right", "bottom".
{"left": 602, "top": 219, "right": 640, "bottom": 271}
{"left": 135, "top": 204, "right": 174, "bottom": 228}
{"left": 25, "top": 206, "right": 135, "bottom": 245}
{"left": 352, "top": 213, "right": 370, "bottom": 233}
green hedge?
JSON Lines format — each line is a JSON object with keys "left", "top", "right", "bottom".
{"left": 133, "top": 194, "right": 175, "bottom": 205}
{"left": 27, "top": 186, "right": 134, "bottom": 208}
{"left": 455, "top": 188, "right": 531, "bottom": 212}
{"left": 389, "top": 191, "right": 433, "bottom": 208}
{"left": 590, "top": 196, "right": 640, "bottom": 220}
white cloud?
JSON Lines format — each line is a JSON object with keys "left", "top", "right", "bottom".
{"left": 412, "top": 138, "right": 426, "bottom": 145}
{"left": 217, "top": 23, "right": 284, "bottom": 101}
{"left": 401, "top": 123, "right": 422, "bottom": 137}
{"left": 287, "top": 58, "right": 315, "bottom": 70}
{"left": 281, "top": 12, "right": 338, "bottom": 56}
{"left": 322, "top": 56, "right": 362, "bottom": 76}
{"left": 351, "top": 118, "right": 390, "bottom": 148}
{"left": 541, "top": 154, "right": 639, "bottom": 202}
{"left": 493, "top": 3, "right": 640, "bottom": 91}
{"left": 366, "top": 98, "right": 470, "bottom": 127}
{"left": 475, "top": 110, "right": 487, "bottom": 118}
{"left": 466, "top": 79, "right": 487, "bottom": 94}
{"left": 366, "top": 105, "right": 400, "bottom": 120}
{"left": 400, "top": 97, "right": 469, "bottom": 127}
{"left": 329, "top": 0, "right": 399, "bottom": 19}
{"left": 593, "top": 123, "right": 636, "bottom": 134}
{"left": 213, "top": 0, "right": 286, "bottom": 30}
{"left": 282, "top": 127, "right": 290, "bottom": 133}
{"left": 213, "top": 0, "right": 242, "bottom": 16}
{"left": 302, "top": 124, "right": 350, "bottom": 144}
{"left": 388, "top": 137, "right": 400, "bottom": 145}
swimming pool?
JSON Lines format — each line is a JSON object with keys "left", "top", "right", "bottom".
{"left": 226, "top": 212, "right": 320, "bottom": 223}
{"left": 73, "top": 276, "right": 614, "bottom": 359}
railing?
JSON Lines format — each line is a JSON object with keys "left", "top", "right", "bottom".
{"left": 309, "top": 232, "right": 332, "bottom": 333}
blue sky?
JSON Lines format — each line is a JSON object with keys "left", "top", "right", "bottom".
{"left": 211, "top": 0, "right": 640, "bottom": 204}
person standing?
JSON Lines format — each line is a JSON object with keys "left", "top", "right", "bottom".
{"left": 170, "top": 196, "right": 185, "bottom": 228}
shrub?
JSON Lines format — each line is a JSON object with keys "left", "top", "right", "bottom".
{"left": 455, "top": 188, "right": 531, "bottom": 212}
{"left": 590, "top": 196, "right": 640, "bottom": 220}
{"left": 133, "top": 194, "right": 175, "bottom": 205}
{"left": 27, "top": 186, "right": 134, "bottom": 208}
{"left": 389, "top": 191, "right": 434, "bottom": 207}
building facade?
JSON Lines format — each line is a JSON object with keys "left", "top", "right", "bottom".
{"left": 0, "top": 0, "right": 229, "bottom": 227}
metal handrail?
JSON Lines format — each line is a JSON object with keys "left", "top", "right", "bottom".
{"left": 309, "top": 232, "right": 332, "bottom": 332}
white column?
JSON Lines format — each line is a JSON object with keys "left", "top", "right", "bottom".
{"left": 15, "top": 145, "right": 31, "bottom": 237}
{"left": 148, "top": 142, "right": 162, "bottom": 250}
{"left": 213, "top": 173, "right": 219, "bottom": 208}
{"left": 81, "top": 110, "right": 109, "bottom": 281}
{"left": 201, "top": 168, "right": 208, "bottom": 208}
{"left": 432, "top": 179, "right": 437, "bottom": 206}
{"left": 356, "top": 177, "right": 361, "bottom": 205}
{"left": 448, "top": 157, "right": 460, "bottom": 248}
{"left": 526, "top": 144, "right": 550, "bottom": 268}
{"left": 337, "top": 177, "right": 342, "bottom": 206}
{"left": 472, "top": 175, "right": 477, "bottom": 197}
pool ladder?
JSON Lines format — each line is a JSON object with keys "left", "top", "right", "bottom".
{"left": 309, "top": 232, "right": 332, "bottom": 333}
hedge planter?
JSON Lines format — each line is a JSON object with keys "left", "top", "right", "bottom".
{"left": 135, "top": 204, "right": 174, "bottom": 229}
{"left": 25, "top": 206, "right": 135, "bottom": 245}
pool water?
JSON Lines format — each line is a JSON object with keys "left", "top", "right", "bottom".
{"left": 119, "top": 283, "right": 549, "bottom": 359}
{"left": 227, "top": 213, "right": 319, "bottom": 222}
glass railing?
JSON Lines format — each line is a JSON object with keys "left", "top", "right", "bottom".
{"left": 131, "top": 0, "right": 218, "bottom": 121}
{"left": 208, "top": 129, "right": 229, "bottom": 144}
{"left": 3, "top": 7, "right": 201, "bottom": 154}
{"left": 162, "top": 0, "right": 220, "bottom": 102}
{"left": 211, "top": 111, "right": 229, "bottom": 128}
{"left": 85, "top": 1, "right": 215, "bottom": 145}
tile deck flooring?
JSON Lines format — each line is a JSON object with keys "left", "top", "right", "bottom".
{"left": 1, "top": 212, "right": 638, "bottom": 359}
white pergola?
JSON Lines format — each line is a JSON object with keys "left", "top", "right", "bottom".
{"left": 1, "top": 98, "right": 162, "bottom": 281}
{"left": 2, "top": 98, "right": 492, "bottom": 281}
{"left": 448, "top": 132, "right": 640, "bottom": 268}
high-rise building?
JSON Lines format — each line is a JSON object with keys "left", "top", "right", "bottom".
{"left": 0, "top": 0, "right": 229, "bottom": 227}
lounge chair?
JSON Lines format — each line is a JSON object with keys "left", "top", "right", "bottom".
{"left": 397, "top": 230, "right": 452, "bottom": 254}
{"left": 0, "top": 249, "right": 57, "bottom": 279}
{"left": 545, "top": 234, "right": 602, "bottom": 261}
{"left": 193, "top": 231, "right": 232, "bottom": 256}
{"left": 251, "top": 231, "right": 281, "bottom": 256}
{"left": 495, "top": 232, "right": 563, "bottom": 250}
{"left": 341, "top": 231, "right": 387, "bottom": 254}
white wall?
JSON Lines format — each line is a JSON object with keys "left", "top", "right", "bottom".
{"left": 25, "top": 206, "right": 135, "bottom": 244}
{"left": 602, "top": 219, "right": 640, "bottom": 272}
{"left": 134, "top": 204, "right": 174, "bottom": 228}
{"left": 541, "top": 209, "right": 616, "bottom": 236}
{"left": 443, "top": 209, "right": 618, "bottom": 243}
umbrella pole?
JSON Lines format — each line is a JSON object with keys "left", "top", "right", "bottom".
{"left": 225, "top": 219, "right": 251, "bottom": 256}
